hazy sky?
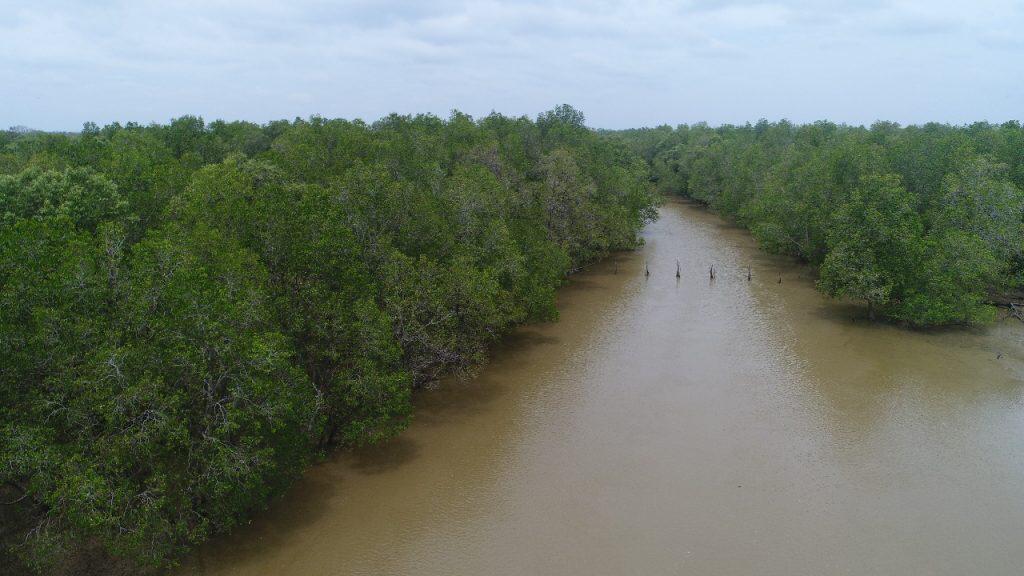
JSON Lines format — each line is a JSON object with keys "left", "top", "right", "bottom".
{"left": 3, "top": 0, "right": 1023, "bottom": 131}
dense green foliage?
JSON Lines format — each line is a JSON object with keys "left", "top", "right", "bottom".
{"left": 609, "top": 121, "right": 1024, "bottom": 325}
{"left": 0, "top": 106, "right": 656, "bottom": 573}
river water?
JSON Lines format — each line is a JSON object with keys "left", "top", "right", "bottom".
{"left": 183, "top": 199, "right": 1024, "bottom": 576}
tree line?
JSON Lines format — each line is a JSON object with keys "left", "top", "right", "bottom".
{"left": 608, "top": 120, "right": 1024, "bottom": 325}
{"left": 0, "top": 106, "right": 657, "bottom": 573}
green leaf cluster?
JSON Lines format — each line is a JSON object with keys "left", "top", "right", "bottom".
{"left": 0, "top": 106, "right": 656, "bottom": 572}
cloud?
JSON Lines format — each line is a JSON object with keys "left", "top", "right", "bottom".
{"left": 0, "top": 0, "right": 1021, "bottom": 130}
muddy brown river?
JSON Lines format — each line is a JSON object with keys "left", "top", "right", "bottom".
{"left": 183, "top": 199, "right": 1024, "bottom": 576}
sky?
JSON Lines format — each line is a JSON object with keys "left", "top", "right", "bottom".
{"left": 2, "top": 0, "right": 1023, "bottom": 131}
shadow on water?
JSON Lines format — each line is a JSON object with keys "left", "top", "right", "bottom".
{"left": 182, "top": 460, "right": 344, "bottom": 574}
{"left": 412, "top": 330, "right": 560, "bottom": 427}
{"left": 560, "top": 276, "right": 604, "bottom": 291}
{"left": 347, "top": 436, "right": 421, "bottom": 475}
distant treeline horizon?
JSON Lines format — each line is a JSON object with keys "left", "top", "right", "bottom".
{"left": 10, "top": 116, "right": 1024, "bottom": 137}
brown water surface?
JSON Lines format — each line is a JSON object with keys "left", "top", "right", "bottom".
{"left": 183, "top": 199, "right": 1024, "bottom": 576}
